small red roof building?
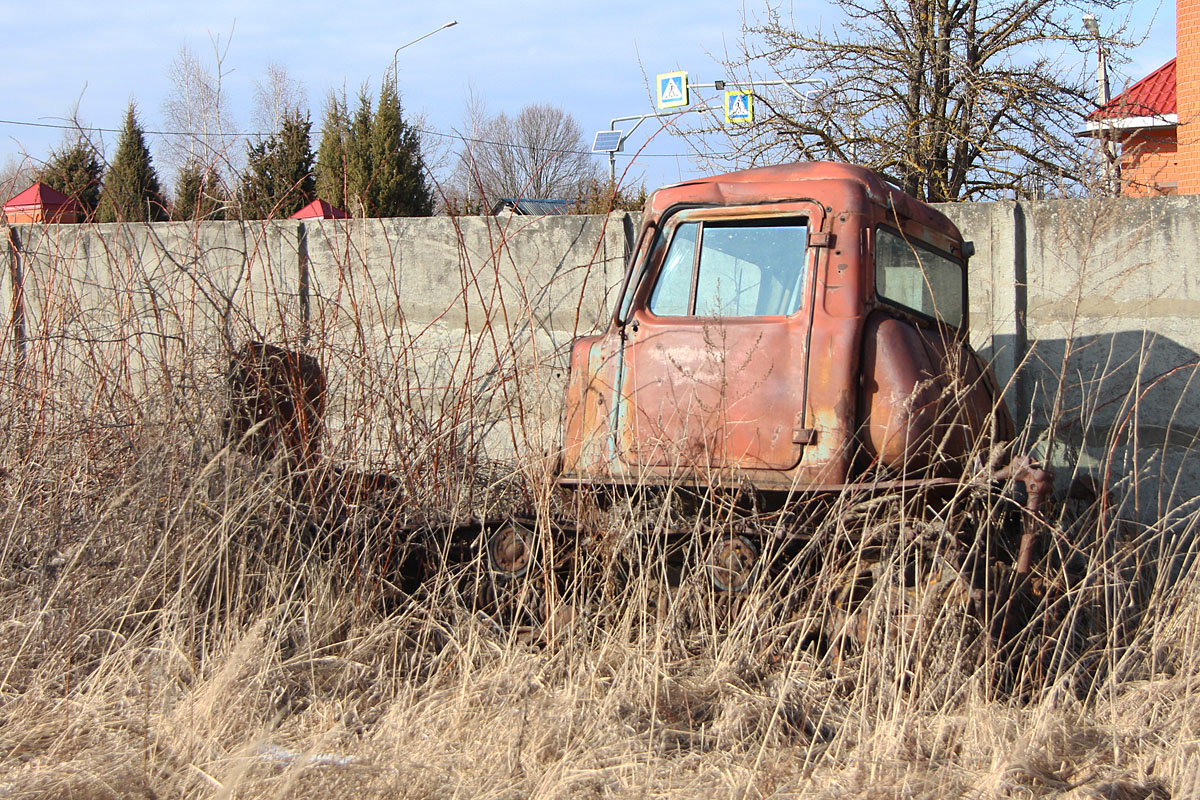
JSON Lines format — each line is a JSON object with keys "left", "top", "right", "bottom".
{"left": 3, "top": 182, "right": 82, "bottom": 223}
{"left": 1081, "top": 0, "right": 1200, "bottom": 196}
{"left": 290, "top": 198, "right": 349, "bottom": 220}
{"left": 1082, "top": 59, "right": 1179, "bottom": 196}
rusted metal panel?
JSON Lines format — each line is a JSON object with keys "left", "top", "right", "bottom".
{"left": 614, "top": 202, "right": 823, "bottom": 475}
{"left": 621, "top": 315, "right": 811, "bottom": 470}
{"left": 857, "top": 312, "right": 1007, "bottom": 474}
{"left": 560, "top": 335, "right": 616, "bottom": 480}
{"left": 226, "top": 341, "right": 326, "bottom": 470}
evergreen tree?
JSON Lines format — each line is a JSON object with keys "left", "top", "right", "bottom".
{"left": 371, "top": 77, "right": 433, "bottom": 217}
{"left": 314, "top": 92, "right": 349, "bottom": 210}
{"left": 173, "top": 165, "right": 201, "bottom": 219}
{"left": 345, "top": 89, "right": 374, "bottom": 215}
{"left": 98, "top": 103, "right": 167, "bottom": 223}
{"left": 172, "top": 162, "right": 227, "bottom": 220}
{"left": 37, "top": 139, "right": 103, "bottom": 219}
{"left": 239, "top": 111, "right": 315, "bottom": 219}
{"left": 313, "top": 81, "right": 433, "bottom": 218}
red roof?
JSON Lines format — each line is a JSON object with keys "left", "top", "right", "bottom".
{"left": 3, "top": 181, "right": 80, "bottom": 212}
{"left": 1089, "top": 58, "right": 1176, "bottom": 120}
{"left": 290, "top": 198, "right": 349, "bottom": 220}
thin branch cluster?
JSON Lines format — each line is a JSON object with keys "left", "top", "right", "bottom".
{"left": 702, "top": 0, "right": 1136, "bottom": 201}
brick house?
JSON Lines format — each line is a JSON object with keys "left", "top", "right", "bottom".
{"left": 1083, "top": 0, "right": 1200, "bottom": 195}
{"left": 1083, "top": 60, "right": 1177, "bottom": 195}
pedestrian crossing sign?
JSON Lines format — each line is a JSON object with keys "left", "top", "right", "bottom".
{"left": 657, "top": 71, "right": 689, "bottom": 109}
{"left": 725, "top": 91, "right": 753, "bottom": 124}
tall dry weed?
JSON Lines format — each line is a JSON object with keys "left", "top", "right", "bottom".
{"left": 0, "top": 209, "right": 1197, "bottom": 799}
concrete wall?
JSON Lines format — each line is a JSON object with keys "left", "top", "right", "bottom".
{"left": 299, "top": 213, "right": 629, "bottom": 460}
{"left": 1, "top": 220, "right": 303, "bottom": 445}
{"left": 945, "top": 196, "right": 1200, "bottom": 520}
{"left": 0, "top": 213, "right": 630, "bottom": 467}
{"left": 2, "top": 199, "right": 1199, "bottom": 518}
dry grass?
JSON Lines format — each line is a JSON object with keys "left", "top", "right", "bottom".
{"left": 2, "top": 218, "right": 1200, "bottom": 799}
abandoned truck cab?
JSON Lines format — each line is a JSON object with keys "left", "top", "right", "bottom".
{"left": 560, "top": 162, "right": 1016, "bottom": 497}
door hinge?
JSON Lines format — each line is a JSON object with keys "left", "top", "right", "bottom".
{"left": 808, "top": 231, "right": 835, "bottom": 248}
{"left": 793, "top": 414, "right": 817, "bottom": 445}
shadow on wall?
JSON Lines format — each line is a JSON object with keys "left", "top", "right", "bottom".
{"left": 986, "top": 330, "right": 1200, "bottom": 523}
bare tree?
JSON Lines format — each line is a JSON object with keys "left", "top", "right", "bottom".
{"left": 408, "top": 108, "right": 453, "bottom": 187}
{"left": 252, "top": 62, "right": 307, "bottom": 135}
{"left": 440, "top": 86, "right": 492, "bottom": 212}
{"left": 161, "top": 39, "right": 239, "bottom": 182}
{"left": 452, "top": 100, "right": 599, "bottom": 209}
{"left": 0, "top": 154, "right": 35, "bottom": 201}
{"left": 696, "top": 0, "right": 1137, "bottom": 201}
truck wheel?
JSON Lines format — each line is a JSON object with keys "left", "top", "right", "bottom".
{"left": 487, "top": 520, "right": 535, "bottom": 579}
{"left": 707, "top": 534, "right": 759, "bottom": 592}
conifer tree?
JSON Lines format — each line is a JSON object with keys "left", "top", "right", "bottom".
{"left": 239, "top": 111, "right": 315, "bottom": 219}
{"left": 172, "top": 162, "right": 227, "bottom": 220}
{"left": 37, "top": 139, "right": 103, "bottom": 219}
{"left": 313, "top": 81, "right": 433, "bottom": 218}
{"left": 98, "top": 103, "right": 167, "bottom": 223}
{"left": 345, "top": 89, "right": 374, "bottom": 215}
{"left": 314, "top": 92, "right": 349, "bottom": 210}
{"left": 371, "top": 77, "right": 433, "bottom": 217}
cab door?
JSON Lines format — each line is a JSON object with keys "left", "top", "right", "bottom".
{"left": 614, "top": 205, "right": 822, "bottom": 472}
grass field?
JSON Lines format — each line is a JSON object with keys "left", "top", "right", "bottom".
{"left": 2, "top": 223, "right": 1199, "bottom": 799}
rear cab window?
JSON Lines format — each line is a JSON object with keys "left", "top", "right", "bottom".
{"left": 874, "top": 227, "right": 964, "bottom": 328}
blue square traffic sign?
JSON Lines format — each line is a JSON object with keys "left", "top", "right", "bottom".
{"left": 657, "top": 71, "right": 689, "bottom": 109}
{"left": 725, "top": 90, "right": 753, "bottom": 124}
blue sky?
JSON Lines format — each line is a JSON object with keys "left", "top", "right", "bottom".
{"left": 0, "top": 0, "right": 1174, "bottom": 195}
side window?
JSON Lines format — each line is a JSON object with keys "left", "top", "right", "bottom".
{"left": 648, "top": 223, "right": 697, "bottom": 316}
{"left": 696, "top": 222, "right": 808, "bottom": 316}
{"left": 875, "top": 227, "right": 964, "bottom": 327}
{"left": 647, "top": 218, "right": 808, "bottom": 317}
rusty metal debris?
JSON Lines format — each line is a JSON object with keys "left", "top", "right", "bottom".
{"left": 226, "top": 341, "right": 325, "bottom": 470}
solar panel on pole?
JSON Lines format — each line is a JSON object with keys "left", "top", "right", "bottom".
{"left": 592, "top": 130, "right": 624, "bottom": 153}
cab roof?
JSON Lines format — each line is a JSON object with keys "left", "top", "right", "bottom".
{"left": 645, "top": 162, "right": 961, "bottom": 242}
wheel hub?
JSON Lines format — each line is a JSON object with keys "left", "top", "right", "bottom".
{"left": 488, "top": 522, "right": 533, "bottom": 578}
{"left": 707, "top": 534, "right": 759, "bottom": 592}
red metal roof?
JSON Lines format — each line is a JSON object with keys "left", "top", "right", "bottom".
{"left": 1089, "top": 58, "right": 1176, "bottom": 120}
{"left": 290, "top": 198, "right": 349, "bottom": 220}
{"left": 3, "top": 181, "right": 80, "bottom": 212}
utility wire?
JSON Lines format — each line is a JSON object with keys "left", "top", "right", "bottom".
{"left": 0, "top": 115, "right": 732, "bottom": 160}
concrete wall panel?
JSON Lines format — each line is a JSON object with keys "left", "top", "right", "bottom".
{"left": 300, "top": 213, "right": 628, "bottom": 462}
{"left": 944, "top": 196, "right": 1200, "bottom": 516}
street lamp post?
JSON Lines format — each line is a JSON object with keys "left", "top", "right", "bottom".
{"left": 1083, "top": 13, "right": 1117, "bottom": 194}
{"left": 1082, "top": 14, "right": 1110, "bottom": 106}
{"left": 391, "top": 20, "right": 458, "bottom": 79}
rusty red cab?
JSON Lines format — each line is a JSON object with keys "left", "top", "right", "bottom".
{"left": 559, "top": 162, "right": 1014, "bottom": 498}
